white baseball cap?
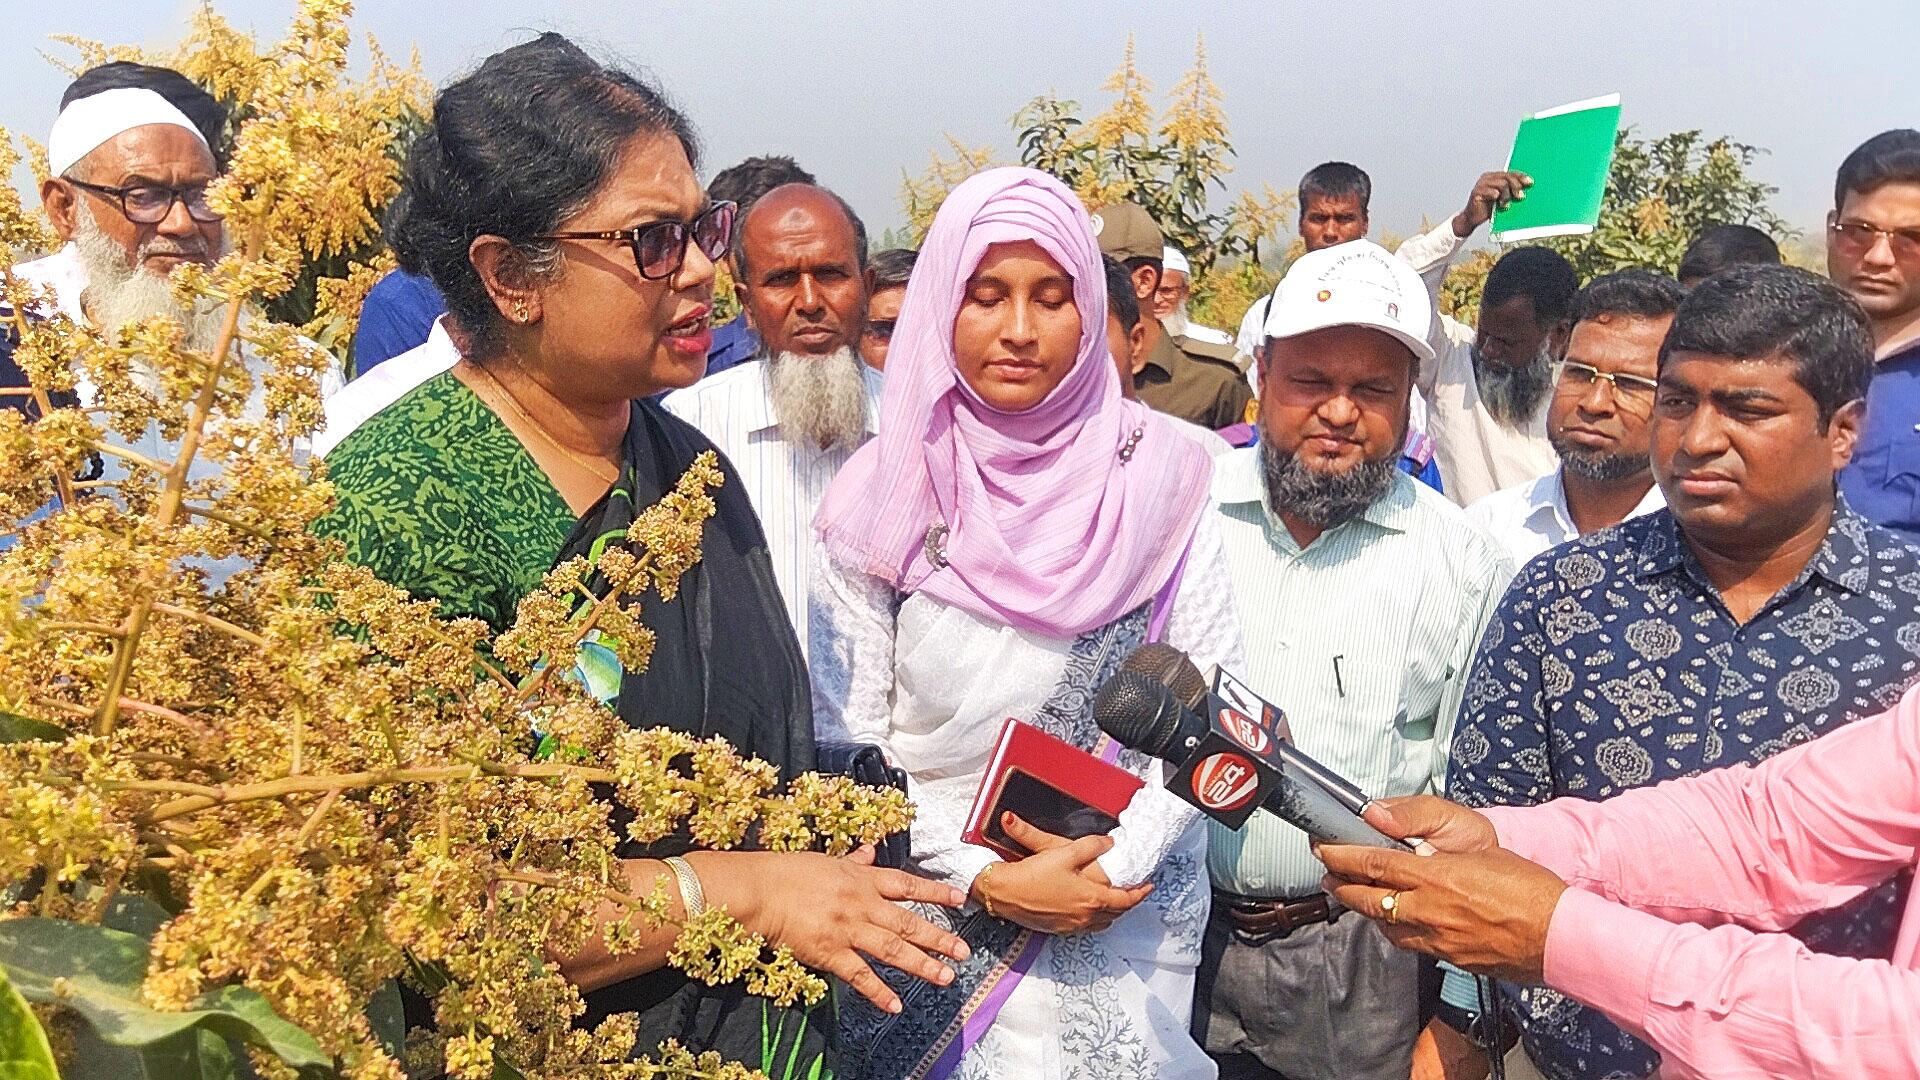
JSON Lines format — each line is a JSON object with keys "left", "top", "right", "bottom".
{"left": 1261, "top": 239, "right": 1435, "bottom": 362}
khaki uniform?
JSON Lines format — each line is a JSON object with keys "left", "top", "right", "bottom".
{"left": 1135, "top": 330, "right": 1253, "bottom": 431}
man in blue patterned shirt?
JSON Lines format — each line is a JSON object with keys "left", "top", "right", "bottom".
{"left": 1443, "top": 264, "right": 1920, "bottom": 1080}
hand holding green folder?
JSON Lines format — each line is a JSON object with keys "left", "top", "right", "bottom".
{"left": 1491, "top": 94, "right": 1623, "bottom": 243}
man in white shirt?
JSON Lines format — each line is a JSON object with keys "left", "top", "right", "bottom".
{"left": 1196, "top": 239, "right": 1511, "bottom": 1080}
{"left": 1466, "top": 270, "right": 1682, "bottom": 568}
{"left": 663, "top": 183, "right": 879, "bottom": 655}
{"left": 1397, "top": 181, "right": 1582, "bottom": 506}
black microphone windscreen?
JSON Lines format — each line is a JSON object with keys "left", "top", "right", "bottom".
{"left": 1093, "top": 669, "right": 1183, "bottom": 758}
{"left": 1120, "top": 643, "right": 1207, "bottom": 711}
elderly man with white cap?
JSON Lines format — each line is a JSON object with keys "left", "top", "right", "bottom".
{"left": 3, "top": 62, "right": 341, "bottom": 412}
{"left": 1193, "top": 238, "right": 1512, "bottom": 1080}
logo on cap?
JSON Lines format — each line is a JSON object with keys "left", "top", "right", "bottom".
{"left": 1316, "top": 289, "right": 1332, "bottom": 302}
{"left": 1387, "top": 302, "right": 1399, "bottom": 318}
{"left": 1190, "top": 751, "right": 1260, "bottom": 813}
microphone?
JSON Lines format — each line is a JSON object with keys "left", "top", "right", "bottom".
{"left": 1094, "top": 658, "right": 1405, "bottom": 850}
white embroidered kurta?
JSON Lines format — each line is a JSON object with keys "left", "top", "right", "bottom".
{"left": 811, "top": 513, "right": 1244, "bottom": 1080}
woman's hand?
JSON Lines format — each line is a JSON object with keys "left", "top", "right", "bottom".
{"left": 686, "top": 848, "right": 970, "bottom": 1015}
{"left": 973, "top": 813, "right": 1153, "bottom": 935}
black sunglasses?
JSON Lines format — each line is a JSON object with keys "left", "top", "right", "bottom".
{"left": 864, "top": 318, "right": 898, "bottom": 342}
{"left": 65, "top": 177, "right": 221, "bottom": 224}
{"left": 536, "top": 200, "right": 736, "bottom": 281}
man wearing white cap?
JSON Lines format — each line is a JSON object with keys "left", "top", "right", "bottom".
{"left": 2, "top": 62, "right": 341, "bottom": 414}
{"left": 1155, "top": 244, "right": 1237, "bottom": 348}
{"left": 1195, "top": 239, "right": 1512, "bottom": 1080}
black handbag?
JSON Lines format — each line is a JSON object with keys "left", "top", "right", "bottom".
{"left": 816, "top": 740, "right": 911, "bottom": 870}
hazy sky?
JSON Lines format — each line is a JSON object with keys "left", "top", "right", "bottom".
{"left": 4, "top": 1, "right": 1916, "bottom": 247}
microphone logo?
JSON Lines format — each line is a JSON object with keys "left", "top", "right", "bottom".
{"left": 1217, "top": 707, "right": 1271, "bottom": 755}
{"left": 1190, "top": 752, "right": 1261, "bottom": 813}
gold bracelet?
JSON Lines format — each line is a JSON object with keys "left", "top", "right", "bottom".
{"left": 663, "top": 856, "right": 706, "bottom": 919}
{"left": 976, "top": 862, "right": 999, "bottom": 918}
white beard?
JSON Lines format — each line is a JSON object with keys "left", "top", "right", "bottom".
{"left": 1160, "top": 299, "right": 1190, "bottom": 339}
{"left": 73, "top": 204, "right": 225, "bottom": 353}
{"left": 767, "top": 346, "right": 868, "bottom": 449}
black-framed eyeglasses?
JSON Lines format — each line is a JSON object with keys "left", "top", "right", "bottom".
{"left": 535, "top": 200, "right": 736, "bottom": 281}
{"left": 64, "top": 177, "right": 221, "bottom": 224}
{"left": 1558, "top": 360, "right": 1658, "bottom": 401}
{"left": 863, "top": 318, "right": 898, "bottom": 342}
{"left": 1829, "top": 217, "right": 1920, "bottom": 264}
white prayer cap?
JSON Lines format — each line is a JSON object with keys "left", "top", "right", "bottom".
{"left": 48, "top": 88, "right": 212, "bottom": 177}
{"left": 1161, "top": 245, "right": 1192, "bottom": 277}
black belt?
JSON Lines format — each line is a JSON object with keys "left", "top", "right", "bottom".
{"left": 1213, "top": 888, "right": 1342, "bottom": 944}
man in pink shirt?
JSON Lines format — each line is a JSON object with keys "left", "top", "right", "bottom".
{"left": 1316, "top": 683, "right": 1920, "bottom": 1079}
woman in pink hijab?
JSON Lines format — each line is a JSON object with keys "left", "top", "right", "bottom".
{"left": 813, "top": 167, "right": 1243, "bottom": 1079}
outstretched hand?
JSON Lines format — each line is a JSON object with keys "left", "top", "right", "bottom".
{"left": 1453, "top": 170, "right": 1532, "bottom": 237}
{"left": 689, "top": 849, "right": 970, "bottom": 1015}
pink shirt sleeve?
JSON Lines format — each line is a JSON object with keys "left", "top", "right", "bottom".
{"left": 1481, "top": 686, "right": 1920, "bottom": 1079}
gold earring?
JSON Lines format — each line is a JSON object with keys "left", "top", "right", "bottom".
{"left": 514, "top": 301, "right": 531, "bottom": 323}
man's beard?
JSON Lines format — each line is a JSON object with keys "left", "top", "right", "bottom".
{"left": 1259, "top": 437, "right": 1399, "bottom": 530}
{"left": 73, "top": 204, "right": 224, "bottom": 352}
{"left": 1472, "top": 339, "right": 1556, "bottom": 426}
{"left": 1160, "top": 299, "right": 1189, "bottom": 338}
{"left": 1550, "top": 428, "right": 1650, "bottom": 483}
{"left": 767, "top": 346, "right": 868, "bottom": 449}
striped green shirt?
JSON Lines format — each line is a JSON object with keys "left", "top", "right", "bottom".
{"left": 1206, "top": 447, "right": 1514, "bottom": 896}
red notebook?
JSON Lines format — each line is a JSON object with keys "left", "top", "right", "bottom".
{"left": 962, "top": 718, "right": 1146, "bottom": 861}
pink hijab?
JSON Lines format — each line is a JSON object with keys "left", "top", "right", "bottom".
{"left": 814, "top": 167, "right": 1213, "bottom": 640}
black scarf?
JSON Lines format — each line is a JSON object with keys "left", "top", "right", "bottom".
{"left": 562, "top": 400, "right": 828, "bottom": 1072}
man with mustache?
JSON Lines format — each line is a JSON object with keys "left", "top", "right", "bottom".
{"left": 663, "top": 182, "right": 878, "bottom": 656}
{"left": 4, "top": 63, "right": 235, "bottom": 410}
{"left": 1440, "top": 264, "right": 1920, "bottom": 1080}
{"left": 1465, "top": 270, "right": 1680, "bottom": 567}
{"left": 1395, "top": 173, "right": 1580, "bottom": 505}
{"left": 1196, "top": 240, "right": 1511, "bottom": 1080}
{"left": 1832, "top": 129, "right": 1920, "bottom": 544}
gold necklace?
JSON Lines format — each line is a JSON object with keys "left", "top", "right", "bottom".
{"left": 466, "top": 362, "right": 620, "bottom": 485}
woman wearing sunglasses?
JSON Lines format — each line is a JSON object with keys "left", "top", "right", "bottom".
{"left": 315, "top": 35, "right": 967, "bottom": 1072}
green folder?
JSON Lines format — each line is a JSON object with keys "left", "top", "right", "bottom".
{"left": 1491, "top": 94, "right": 1622, "bottom": 243}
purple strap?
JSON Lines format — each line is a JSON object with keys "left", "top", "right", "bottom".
{"left": 920, "top": 931, "right": 1047, "bottom": 1080}
{"left": 924, "top": 558, "right": 1185, "bottom": 1075}
{"left": 1146, "top": 544, "right": 1189, "bottom": 645}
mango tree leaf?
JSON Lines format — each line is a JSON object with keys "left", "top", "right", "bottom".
{"left": 0, "top": 712, "right": 67, "bottom": 744}
{"left": 0, "top": 966, "right": 59, "bottom": 1080}
{"left": 0, "top": 919, "right": 329, "bottom": 1076}
{"left": 365, "top": 980, "right": 403, "bottom": 1059}
{"left": 135, "top": 1028, "right": 235, "bottom": 1080}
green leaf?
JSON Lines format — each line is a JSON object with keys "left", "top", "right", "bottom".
{"left": 0, "top": 919, "right": 329, "bottom": 1076}
{"left": 0, "top": 712, "right": 67, "bottom": 745}
{"left": 365, "top": 980, "right": 403, "bottom": 1059}
{"left": 0, "top": 966, "right": 59, "bottom": 1080}
{"left": 137, "top": 1028, "right": 235, "bottom": 1080}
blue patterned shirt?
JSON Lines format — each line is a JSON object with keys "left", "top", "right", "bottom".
{"left": 1447, "top": 500, "right": 1920, "bottom": 1080}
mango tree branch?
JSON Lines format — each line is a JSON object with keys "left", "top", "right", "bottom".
{"left": 95, "top": 237, "right": 258, "bottom": 735}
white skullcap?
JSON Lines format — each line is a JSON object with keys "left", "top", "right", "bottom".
{"left": 1161, "top": 246, "right": 1192, "bottom": 277}
{"left": 1262, "top": 239, "right": 1435, "bottom": 362}
{"left": 48, "top": 87, "right": 211, "bottom": 177}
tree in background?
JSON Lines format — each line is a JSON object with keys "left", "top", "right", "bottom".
{"left": 900, "top": 37, "right": 1291, "bottom": 331}
{"left": 1443, "top": 129, "right": 1791, "bottom": 321}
